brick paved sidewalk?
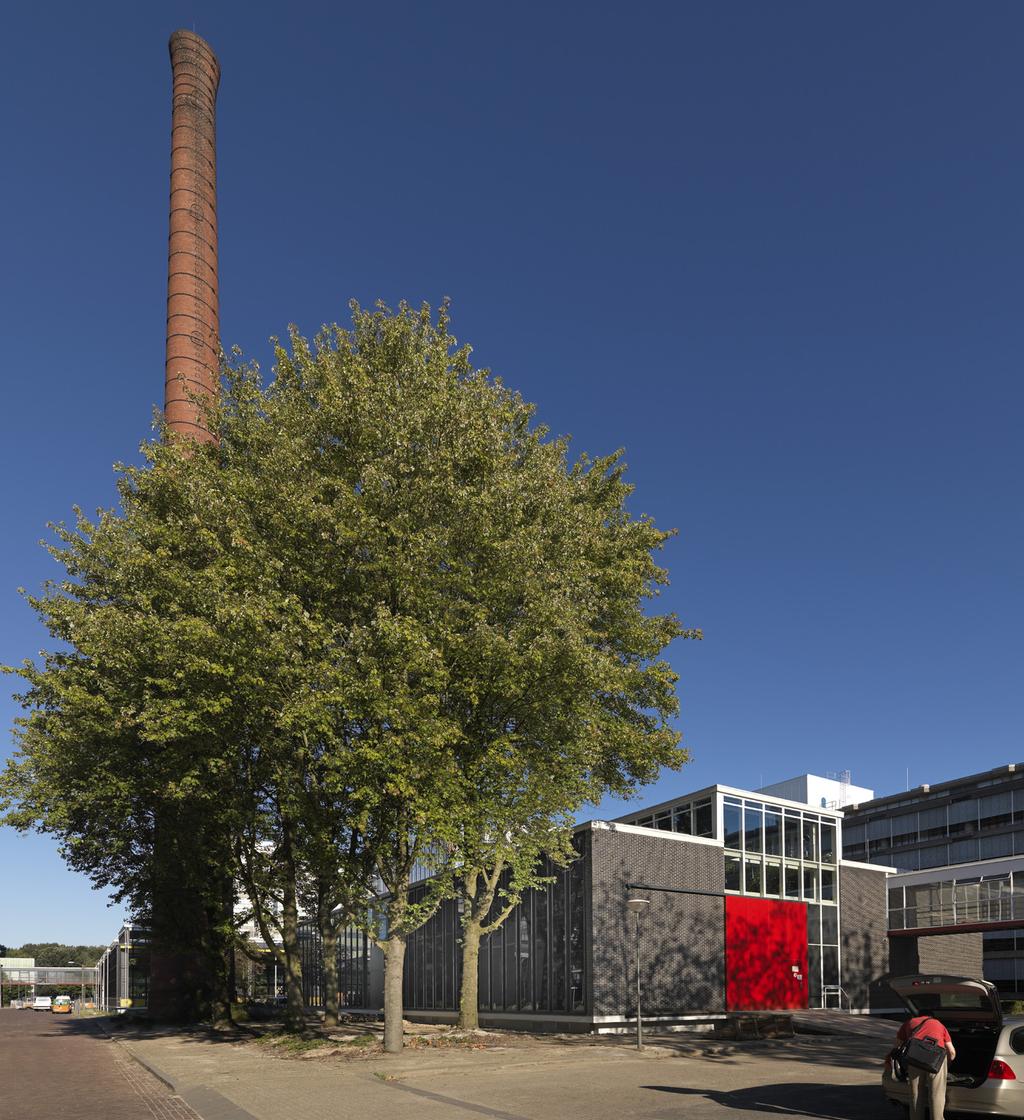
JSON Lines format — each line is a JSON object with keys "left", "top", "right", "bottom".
{"left": 0, "top": 1009, "right": 201, "bottom": 1120}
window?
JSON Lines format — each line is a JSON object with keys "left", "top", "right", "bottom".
{"left": 745, "top": 803, "right": 764, "bottom": 854}
{"left": 694, "top": 799, "right": 714, "bottom": 838}
{"left": 673, "top": 803, "right": 693, "bottom": 834}
{"left": 821, "top": 906, "right": 838, "bottom": 945}
{"left": 820, "top": 867, "right": 835, "bottom": 901}
{"left": 980, "top": 793, "right": 1012, "bottom": 832}
{"left": 948, "top": 798, "right": 978, "bottom": 835}
{"left": 820, "top": 822, "right": 836, "bottom": 864}
{"left": 803, "top": 866, "right": 818, "bottom": 901}
{"left": 764, "top": 811, "right": 782, "bottom": 856}
{"left": 919, "top": 806, "right": 948, "bottom": 841}
{"left": 725, "top": 855, "right": 741, "bottom": 891}
{"left": 744, "top": 858, "right": 763, "bottom": 894}
{"left": 891, "top": 814, "right": 919, "bottom": 847}
{"left": 802, "top": 818, "right": 818, "bottom": 862}
{"left": 724, "top": 800, "right": 742, "bottom": 850}
{"left": 949, "top": 838, "right": 978, "bottom": 864}
{"left": 980, "top": 833, "right": 1013, "bottom": 859}
{"left": 764, "top": 861, "right": 781, "bottom": 897}
{"left": 784, "top": 814, "right": 801, "bottom": 859}
{"left": 785, "top": 864, "right": 800, "bottom": 899}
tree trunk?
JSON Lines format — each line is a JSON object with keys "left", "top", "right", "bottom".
{"left": 458, "top": 920, "right": 482, "bottom": 1030}
{"left": 280, "top": 820, "right": 305, "bottom": 1032}
{"left": 322, "top": 914, "right": 340, "bottom": 1028}
{"left": 382, "top": 936, "right": 407, "bottom": 1053}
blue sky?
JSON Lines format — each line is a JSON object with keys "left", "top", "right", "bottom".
{"left": 2, "top": 1, "right": 1022, "bottom": 946}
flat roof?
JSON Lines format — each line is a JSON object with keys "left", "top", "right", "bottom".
{"left": 608, "top": 783, "right": 844, "bottom": 823}
{"left": 844, "top": 763, "right": 1024, "bottom": 815}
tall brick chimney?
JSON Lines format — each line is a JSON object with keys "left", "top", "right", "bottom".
{"left": 165, "top": 30, "right": 221, "bottom": 443}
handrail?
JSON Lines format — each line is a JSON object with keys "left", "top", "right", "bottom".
{"left": 822, "top": 983, "right": 851, "bottom": 1010}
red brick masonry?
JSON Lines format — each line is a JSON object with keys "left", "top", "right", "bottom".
{"left": 165, "top": 30, "right": 221, "bottom": 443}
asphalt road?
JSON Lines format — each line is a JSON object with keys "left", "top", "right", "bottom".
{"left": 0, "top": 1008, "right": 201, "bottom": 1120}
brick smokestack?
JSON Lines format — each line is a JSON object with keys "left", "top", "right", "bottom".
{"left": 165, "top": 30, "right": 221, "bottom": 443}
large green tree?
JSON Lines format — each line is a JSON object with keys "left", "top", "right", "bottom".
{"left": 3, "top": 300, "right": 694, "bottom": 1049}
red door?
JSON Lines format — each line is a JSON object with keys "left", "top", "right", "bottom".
{"left": 725, "top": 896, "right": 808, "bottom": 1010}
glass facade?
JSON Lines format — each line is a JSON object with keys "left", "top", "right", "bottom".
{"left": 887, "top": 871, "right": 1024, "bottom": 931}
{"left": 722, "top": 795, "right": 837, "bottom": 903}
{"left": 298, "top": 922, "right": 372, "bottom": 1009}
{"left": 844, "top": 782, "right": 1024, "bottom": 872}
{"left": 95, "top": 925, "right": 150, "bottom": 1011}
{"left": 722, "top": 796, "right": 839, "bottom": 1007}
{"left": 843, "top": 767, "right": 1024, "bottom": 1006}
{"left": 628, "top": 796, "right": 714, "bottom": 837}
{"left": 403, "top": 839, "right": 589, "bottom": 1015}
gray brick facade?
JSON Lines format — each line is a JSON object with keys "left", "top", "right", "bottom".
{"left": 889, "top": 931, "right": 984, "bottom": 977}
{"left": 588, "top": 824, "right": 725, "bottom": 1016}
{"left": 838, "top": 863, "right": 890, "bottom": 1010}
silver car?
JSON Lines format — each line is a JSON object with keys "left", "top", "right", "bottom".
{"left": 883, "top": 975, "right": 1024, "bottom": 1117}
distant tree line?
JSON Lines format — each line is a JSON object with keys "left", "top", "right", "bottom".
{"left": 1, "top": 302, "right": 698, "bottom": 1049}
{"left": 6, "top": 943, "right": 107, "bottom": 967}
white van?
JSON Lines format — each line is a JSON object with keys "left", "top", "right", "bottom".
{"left": 32, "top": 996, "right": 52, "bottom": 1011}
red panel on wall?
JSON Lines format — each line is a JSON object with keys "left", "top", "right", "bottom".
{"left": 725, "top": 896, "right": 808, "bottom": 1011}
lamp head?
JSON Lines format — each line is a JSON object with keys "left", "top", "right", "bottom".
{"left": 625, "top": 897, "right": 650, "bottom": 914}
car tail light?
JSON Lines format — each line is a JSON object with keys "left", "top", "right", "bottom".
{"left": 988, "top": 1060, "right": 1017, "bottom": 1081}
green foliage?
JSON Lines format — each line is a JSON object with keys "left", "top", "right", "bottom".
{"left": 1, "top": 299, "right": 696, "bottom": 1044}
{"left": 11, "top": 943, "right": 106, "bottom": 967}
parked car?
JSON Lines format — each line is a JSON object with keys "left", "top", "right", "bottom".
{"left": 883, "top": 974, "right": 1024, "bottom": 1117}
{"left": 51, "top": 996, "right": 72, "bottom": 1015}
{"left": 31, "top": 996, "right": 52, "bottom": 1012}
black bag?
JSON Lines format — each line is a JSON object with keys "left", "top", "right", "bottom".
{"left": 901, "top": 1020, "right": 946, "bottom": 1075}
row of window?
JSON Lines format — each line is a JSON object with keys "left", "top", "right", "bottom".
{"left": 630, "top": 797, "right": 714, "bottom": 838}
{"left": 845, "top": 789, "right": 1024, "bottom": 852}
{"left": 402, "top": 847, "right": 588, "bottom": 1015}
{"left": 724, "top": 798, "right": 837, "bottom": 865}
{"left": 847, "top": 830, "right": 1024, "bottom": 873}
{"left": 725, "top": 855, "right": 837, "bottom": 902}
{"left": 298, "top": 925, "right": 372, "bottom": 1009}
{"left": 887, "top": 874, "right": 1024, "bottom": 931}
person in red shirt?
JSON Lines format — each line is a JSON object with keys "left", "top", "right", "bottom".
{"left": 895, "top": 1014, "right": 956, "bottom": 1120}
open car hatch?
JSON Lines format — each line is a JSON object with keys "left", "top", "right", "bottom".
{"left": 889, "top": 974, "right": 1002, "bottom": 1027}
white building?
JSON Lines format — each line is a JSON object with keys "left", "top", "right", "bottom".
{"left": 758, "top": 773, "right": 874, "bottom": 810}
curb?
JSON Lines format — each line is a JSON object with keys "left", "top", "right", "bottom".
{"left": 94, "top": 1022, "right": 262, "bottom": 1120}
{"left": 78, "top": 1015, "right": 178, "bottom": 1092}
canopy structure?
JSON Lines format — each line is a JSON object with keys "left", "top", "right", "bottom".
{"left": 0, "top": 966, "right": 97, "bottom": 986}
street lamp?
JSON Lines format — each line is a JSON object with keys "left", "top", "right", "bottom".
{"left": 625, "top": 897, "right": 650, "bottom": 1050}
{"left": 68, "top": 962, "right": 84, "bottom": 1012}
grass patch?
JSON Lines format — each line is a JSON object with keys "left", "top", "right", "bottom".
{"left": 338, "top": 1034, "right": 376, "bottom": 1047}
{"left": 256, "top": 1032, "right": 333, "bottom": 1054}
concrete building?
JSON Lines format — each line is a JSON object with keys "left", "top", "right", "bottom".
{"left": 843, "top": 763, "right": 1024, "bottom": 1002}
{"left": 758, "top": 773, "right": 874, "bottom": 811}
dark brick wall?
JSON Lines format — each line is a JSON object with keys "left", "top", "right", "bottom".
{"left": 588, "top": 825, "right": 725, "bottom": 1016}
{"left": 889, "top": 931, "right": 983, "bottom": 977}
{"left": 839, "top": 863, "right": 890, "bottom": 1009}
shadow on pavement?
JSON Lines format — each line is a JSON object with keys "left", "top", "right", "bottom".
{"left": 19, "top": 1011, "right": 262, "bottom": 1046}
{"left": 649, "top": 1033, "right": 887, "bottom": 1073}
{"left": 643, "top": 1082, "right": 883, "bottom": 1118}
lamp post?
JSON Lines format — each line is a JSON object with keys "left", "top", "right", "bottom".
{"left": 625, "top": 897, "right": 650, "bottom": 1050}
{"left": 68, "top": 962, "right": 84, "bottom": 1012}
